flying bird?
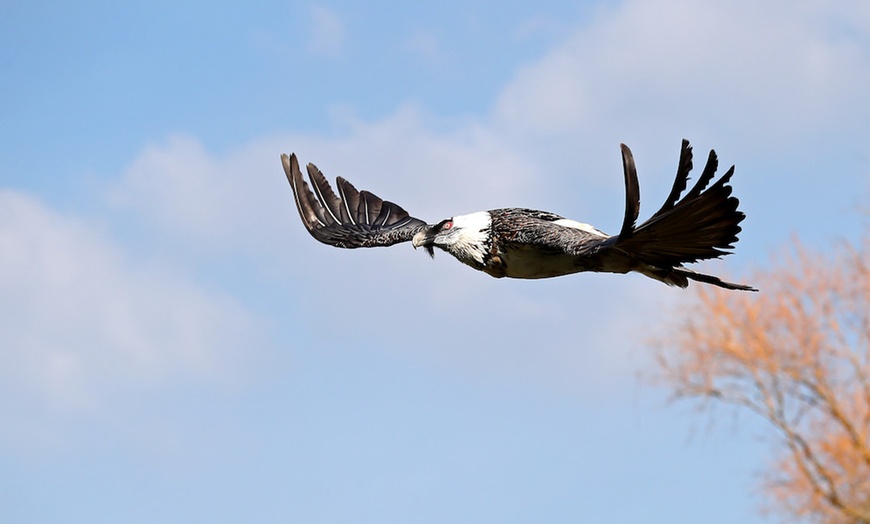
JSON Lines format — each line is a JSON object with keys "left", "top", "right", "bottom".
{"left": 281, "top": 140, "right": 756, "bottom": 291}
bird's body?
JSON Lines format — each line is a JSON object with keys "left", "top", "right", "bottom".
{"left": 423, "top": 208, "right": 608, "bottom": 279}
{"left": 282, "top": 140, "right": 756, "bottom": 291}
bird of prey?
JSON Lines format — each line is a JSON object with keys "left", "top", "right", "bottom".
{"left": 281, "top": 140, "right": 756, "bottom": 291}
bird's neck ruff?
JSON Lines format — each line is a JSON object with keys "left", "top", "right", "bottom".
{"left": 442, "top": 211, "right": 492, "bottom": 267}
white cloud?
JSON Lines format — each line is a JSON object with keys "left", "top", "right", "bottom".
{"left": 293, "top": 105, "right": 545, "bottom": 217}
{"left": 107, "top": 134, "right": 290, "bottom": 251}
{"left": 109, "top": 106, "right": 544, "bottom": 251}
{"left": 494, "top": 0, "right": 870, "bottom": 147}
{"left": 0, "top": 190, "right": 261, "bottom": 439}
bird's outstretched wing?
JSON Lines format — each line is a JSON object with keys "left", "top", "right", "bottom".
{"left": 282, "top": 153, "right": 428, "bottom": 248}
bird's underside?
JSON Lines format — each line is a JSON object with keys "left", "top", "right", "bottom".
{"left": 281, "top": 140, "right": 757, "bottom": 291}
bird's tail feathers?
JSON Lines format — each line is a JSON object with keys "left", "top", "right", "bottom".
{"left": 615, "top": 140, "right": 756, "bottom": 291}
{"left": 638, "top": 265, "right": 757, "bottom": 291}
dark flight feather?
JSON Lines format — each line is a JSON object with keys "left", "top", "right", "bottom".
{"left": 617, "top": 144, "right": 640, "bottom": 241}
{"left": 653, "top": 138, "right": 693, "bottom": 218}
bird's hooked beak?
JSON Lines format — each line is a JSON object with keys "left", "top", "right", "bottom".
{"left": 412, "top": 230, "right": 436, "bottom": 258}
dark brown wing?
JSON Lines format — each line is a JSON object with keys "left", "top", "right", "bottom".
{"left": 281, "top": 153, "right": 428, "bottom": 248}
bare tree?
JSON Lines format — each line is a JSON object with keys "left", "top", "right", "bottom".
{"left": 654, "top": 233, "right": 870, "bottom": 523}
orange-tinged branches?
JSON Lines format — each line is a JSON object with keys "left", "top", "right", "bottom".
{"left": 655, "top": 234, "right": 870, "bottom": 523}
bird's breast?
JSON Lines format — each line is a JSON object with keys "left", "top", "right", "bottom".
{"left": 486, "top": 244, "right": 585, "bottom": 279}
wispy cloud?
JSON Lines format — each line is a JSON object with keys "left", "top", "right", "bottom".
{"left": 109, "top": 107, "right": 541, "bottom": 249}
{"left": 494, "top": 0, "right": 870, "bottom": 146}
{"left": 0, "top": 190, "right": 263, "bottom": 448}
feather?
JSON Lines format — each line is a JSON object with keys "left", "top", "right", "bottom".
{"left": 618, "top": 144, "right": 640, "bottom": 240}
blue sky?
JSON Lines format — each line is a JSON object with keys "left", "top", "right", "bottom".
{"left": 1, "top": 1, "right": 868, "bottom": 523}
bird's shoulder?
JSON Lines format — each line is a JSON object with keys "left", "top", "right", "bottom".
{"left": 487, "top": 208, "right": 610, "bottom": 255}
{"left": 488, "top": 208, "right": 565, "bottom": 226}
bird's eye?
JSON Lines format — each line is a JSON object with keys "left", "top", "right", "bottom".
{"left": 442, "top": 221, "right": 453, "bottom": 230}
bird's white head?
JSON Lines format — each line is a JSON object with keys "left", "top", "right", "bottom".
{"left": 412, "top": 211, "right": 492, "bottom": 267}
